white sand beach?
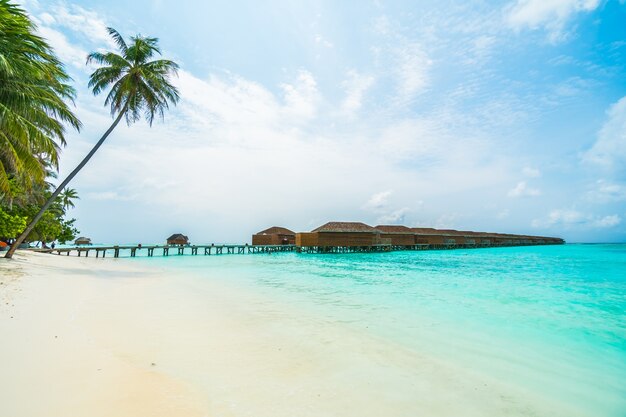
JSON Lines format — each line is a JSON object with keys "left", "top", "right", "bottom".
{"left": 0, "top": 252, "right": 592, "bottom": 417}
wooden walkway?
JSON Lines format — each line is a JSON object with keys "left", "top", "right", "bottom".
{"left": 23, "top": 240, "right": 564, "bottom": 258}
{"left": 34, "top": 244, "right": 296, "bottom": 258}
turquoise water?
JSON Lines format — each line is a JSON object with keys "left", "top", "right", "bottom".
{"left": 135, "top": 244, "right": 626, "bottom": 416}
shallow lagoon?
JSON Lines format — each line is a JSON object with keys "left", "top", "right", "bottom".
{"left": 134, "top": 244, "right": 626, "bottom": 416}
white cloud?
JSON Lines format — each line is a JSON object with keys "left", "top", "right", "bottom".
{"left": 36, "top": 25, "right": 87, "bottom": 68}
{"left": 341, "top": 70, "right": 375, "bottom": 114}
{"left": 433, "top": 214, "right": 460, "bottom": 229}
{"left": 85, "top": 191, "right": 134, "bottom": 201}
{"left": 583, "top": 96, "right": 626, "bottom": 170}
{"left": 508, "top": 181, "right": 541, "bottom": 197}
{"left": 27, "top": 2, "right": 113, "bottom": 71}
{"left": 48, "top": 3, "right": 114, "bottom": 48}
{"left": 377, "top": 207, "right": 410, "bottom": 225}
{"left": 395, "top": 42, "right": 432, "bottom": 100}
{"left": 363, "top": 190, "right": 392, "bottom": 212}
{"left": 39, "top": 12, "right": 55, "bottom": 25}
{"left": 506, "top": 0, "right": 600, "bottom": 42}
{"left": 585, "top": 180, "right": 626, "bottom": 203}
{"left": 522, "top": 166, "right": 541, "bottom": 177}
{"left": 280, "top": 70, "right": 321, "bottom": 120}
{"left": 532, "top": 209, "right": 585, "bottom": 227}
{"left": 593, "top": 215, "right": 621, "bottom": 228}
{"left": 532, "top": 209, "right": 622, "bottom": 229}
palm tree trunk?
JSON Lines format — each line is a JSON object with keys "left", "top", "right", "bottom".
{"left": 4, "top": 110, "right": 126, "bottom": 259}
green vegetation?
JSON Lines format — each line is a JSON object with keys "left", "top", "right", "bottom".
{"left": 1, "top": 0, "right": 180, "bottom": 257}
{"left": 0, "top": 0, "right": 80, "bottom": 247}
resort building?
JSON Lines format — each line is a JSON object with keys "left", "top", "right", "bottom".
{"left": 411, "top": 228, "right": 446, "bottom": 246}
{"left": 167, "top": 233, "right": 189, "bottom": 245}
{"left": 296, "top": 222, "right": 383, "bottom": 248}
{"left": 375, "top": 225, "right": 416, "bottom": 247}
{"left": 252, "top": 227, "right": 296, "bottom": 245}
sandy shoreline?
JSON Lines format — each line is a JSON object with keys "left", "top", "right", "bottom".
{"left": 0, "top": 252, "right": 591, "bottom": 417}
{"left": 0, "top": 252, "right": 208, "bottom": 417}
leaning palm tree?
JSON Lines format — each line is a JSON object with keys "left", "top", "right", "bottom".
{"left": 0, "top": 0, "right": 81, "bottom": 195}
{"left": 5, "top": 28, "right": 180, "bottom": 258}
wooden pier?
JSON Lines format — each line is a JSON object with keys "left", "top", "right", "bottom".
{"left": 25, "top": 238, "right": 564, "bottom": 259}
{"left": 39, "top": 244, "right": 296, "bottom": 258}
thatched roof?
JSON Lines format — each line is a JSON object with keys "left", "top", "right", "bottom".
{"left": 255, "top": 226, "right": 295, "bottom": 236}
{"left": 312, "top": 222, "right": 376, "bottom": 233}
{"left": 75, "top": 237, "right": 91, "bottom": 244}
{"left": 167, "top": 233, "right": 188, "bottom": 241}
{"left": 375, "top": 225, "right": 414, "bottom": 234}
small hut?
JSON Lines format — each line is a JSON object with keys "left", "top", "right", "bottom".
{"left": 167, "top": 233, "right": 189, "bottom": 245}
{"left": 74, "top": 237, "right": 92, "bottom": 245}
{"left": 252, "top": 227, "right": 296, "bottom": 245}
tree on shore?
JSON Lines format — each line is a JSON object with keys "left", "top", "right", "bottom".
{"left": 1, "top": 0, "right": 81, "bottom": 249}
{"left": 5, "top": 26, "right": 180, "bottom": 258}
{"left": 0, "top": 0, "right": 79, "bottom": 201}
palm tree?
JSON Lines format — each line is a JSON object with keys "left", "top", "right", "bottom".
{"left": 5, "top": 27, "right": 180, "bottom": 258}
{"left": 0, "top": 0, "right": 81, "bottom": 195}
{"left": 59, "top": 188, "right": 79, "bottom": 211}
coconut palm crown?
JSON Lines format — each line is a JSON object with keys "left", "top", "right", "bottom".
{"left": 87, "top": 28, "right": 180, "bottom": 126}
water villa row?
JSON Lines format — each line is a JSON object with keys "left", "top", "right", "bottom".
{"left": 41, "top": 222, "right": 563, "bottom": 258}
{"left": 254, "top": 222, "right": 564, "bottom": 253}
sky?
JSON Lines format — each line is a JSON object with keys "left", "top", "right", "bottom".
{"left": 17, "top": 0, "right": 626, "bottom": 243}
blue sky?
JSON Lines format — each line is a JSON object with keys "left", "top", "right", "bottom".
{"left": 18, "top": 0, "right": 626, "bottom": 243}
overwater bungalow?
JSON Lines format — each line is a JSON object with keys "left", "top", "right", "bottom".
{"left": 296, "top": 222, "right": 382, "bottom": 248}
{"left": 411, "top": 228, "right": 446, "bottom": 246}
{"left": 375, "top": 225, "right": 415, "bottom": 246}
{"left": 74, "top": 237, "right": 92, "bottom": 245}
{"left": 252, "top": 227, "right": 296, "bottom": 245}
{"left": 436, "top": 229, "right": 464, "bottom": 246}
{"left": 167, "top": 233, "right": 189, "bottom": 245}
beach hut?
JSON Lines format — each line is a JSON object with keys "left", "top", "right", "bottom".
{"left": 252, "top": 227, "right": 296, "bottom": 245}
{"left": 375, "top": 225, "right": 415, "bottom": 246}
{"left": 74, "top": 237, "right": 92, "bottom": 245}
{"left": 167, "top": 233, "right": 189, "bottom": 245}
{"left": 296, "top": 222, "right": 381, "bottom": 248}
